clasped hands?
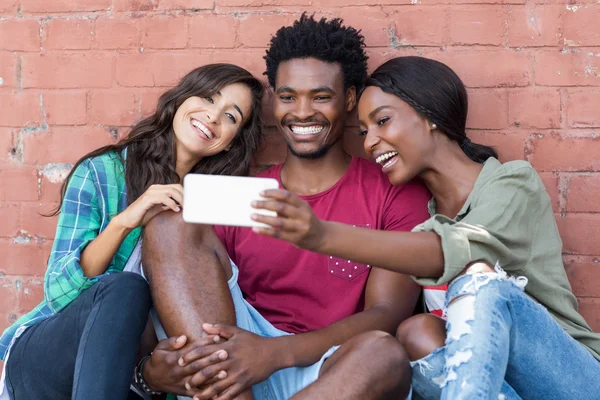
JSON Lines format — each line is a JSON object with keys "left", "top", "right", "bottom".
{"left": 144, "top": 323, "right": 279, "bottom": 400}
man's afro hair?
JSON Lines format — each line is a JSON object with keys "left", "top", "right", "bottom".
{"left": 264, "top": 13, "right": 369, "bottom": 92}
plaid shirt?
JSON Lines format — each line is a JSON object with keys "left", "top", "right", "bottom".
{"left": 0, "top": 151, "right": 141, "bottom": 360}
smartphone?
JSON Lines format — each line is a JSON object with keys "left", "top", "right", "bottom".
{"left": 182, "top": 174, "right": 279, "bottom": 228}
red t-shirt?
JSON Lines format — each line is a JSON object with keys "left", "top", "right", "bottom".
{"left": 214, "top": 157, "right": 431, "bottom": 334}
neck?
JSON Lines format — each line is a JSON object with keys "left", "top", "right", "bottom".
{"left": 281, "top": 142, "right": 351, "bottom": 196}
{"left": 419, "top": 144, "right": 484, "bottom": 217}
{"left": 175, "top": 145, "right": 201, "bottom": 181}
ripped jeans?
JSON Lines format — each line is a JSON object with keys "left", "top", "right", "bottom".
{"left": 411, "top": 268, "right": 600, "bottom": 400}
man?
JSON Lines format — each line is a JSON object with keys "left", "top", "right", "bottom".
{"left": 140, "top": 14, "right": 430, "bottom": 400}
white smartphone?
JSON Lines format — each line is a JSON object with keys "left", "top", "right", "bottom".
{"left": 182, "top": 174, "right": 279, "bottom": 228}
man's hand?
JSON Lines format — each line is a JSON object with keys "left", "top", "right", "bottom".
{"left": 181, "top": 324, "right": 286, "bottom": 400}
{"left": 144, "top": 334, "right": 229, "bottom": 396}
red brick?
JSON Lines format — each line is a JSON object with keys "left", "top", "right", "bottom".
{"left": 387, "top": 7, "right": 446, "bottom": 46}
{"left": 43, "top": 91, "right": 87, "bottom": 126}
{"left": 0, "top": 90, "right": 41, "bottom": 127}
{"left": 434, "top": 50, "right": 532, "bottom": 88}
{"left": 564, "top": 257, "right": 600, "bottom": 297}
{"left": 116, "top": 52, "right": 211, "bottom": 87}
{"left": 0, "top": 127, "right": 15, "bottom": 162}
{"left": 566, "top": 90, "right": 600, "bottom": 128}
{"left": 449, "top": 6, "right": 505, "bottom": 45}
{"left": 0, "top": 203, "right": 19, "bottom": 237}
{"left": 22, "top": 126, "right": 116, "bottom": 164}
{"left": 0, "top": 0, "right": 18, "bottom": 15}
{"left": 21, "top": 53, "right": 113, "bottom": 89}
{"left": 0, "top": 166, "right": 38, "bottom": 201}
{"left": 40, "top": 173, "right": 66, "bottom": 203}
{"left": 556, "top": 213, "right": 600, "bottom": 255}
{"left": 336, "top": 8, "right": 392, "bottom": 47}
{"left": 210, "top": 49, "right": 266, "bottom": 79}
{"left": 95, "top": 17, "right": 140, "bottom": 50}
{"left": 466, "top": 89, "right": 508, "bottom": 130}
{"left": 0, "top": 19, "right": 40, "bottom": 52}
{"left": 158, "top": 0, "right": 214, "bottom": 9}
{"left": 508, "top": 90, "right": 561, "bottom": 129}
{"left": 139, "top": 89, "right": 164, "bottom": 117}
{"left": 566, "top": 174, "right": 600, "bottom": 212}
{"left": 535, "top": 50, "right": 600, "bottom": 87}
{"left": 467, "top": 131, "right": 528, "bottom": 162}
{"left": 142, "top": 16, "right": 188, "bottom": 50}
{"left": 89, "top": 90, "right": 139, "bottom": 126}
{"left": 507, "top": 5, "right": 563, "bottom": 47}
{"left": 45, "top": 18, "right": 93, "bottom": 50}
{"left": 20, "top": 202, "right": 58, "bottom": 239}
{"left": 219, "top": 0, "right": 310, "bottom": 5}
{"left": 0, "top": 52, "right": 17, "bottom": 88}
{"left": 538, "top": 172, "right": 560, "bottom": 212}
{"left": 420, "top": 0, "right": 525, "bottom": 4}
{"left": 20, "top": 0, "right": 110, "bottom": 13}
{"left": 578, "top": 298, "right": 600, "bottom": 332}
{"left": 0, "top": 276, "right": 18, "bottom": 314}
{"left": 238, "top": 13, "right": 299, "bottom": 48}
{"left": 112, "top": 0, "right": 157, "bottom": 12}
{"left": 17, "top": 277, "right": 45, "bottom": 312}
{"left": 189, "top": 14, "right": 237, "bottom": 49}
{"left": 530, "top": 135, "right": 600, "bottom": 172}
{"left": 563, "top": 5, "right": 600, "bottom": 47}
{"left": 0, "top": 239, "right": 51, "bottom": 275}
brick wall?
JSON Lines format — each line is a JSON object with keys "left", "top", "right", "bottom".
{"left": 1, "top": 0, "right": 599, "bottom": 360}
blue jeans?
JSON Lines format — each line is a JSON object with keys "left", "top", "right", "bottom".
{"left": 5, "top": 272, "right": 151, "bottom": 400}
{"left": 411, "top": 271, "right": 600, "bottom": 400}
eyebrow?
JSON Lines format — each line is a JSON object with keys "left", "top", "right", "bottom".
{"left": 369, "top": 105, "right": 391, "bottom": 119}
{"left": 275, "top": 86, "right": 335, "bottom": 95}
{"left": 214, "top": 90, "right": 244, "bottom": 121}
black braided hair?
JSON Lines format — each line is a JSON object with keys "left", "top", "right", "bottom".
{"left": 366, "top": 56, "right": 497, "bottom": 163}
{"left": 264, "top": 13, "right": 368, "bottom": 92}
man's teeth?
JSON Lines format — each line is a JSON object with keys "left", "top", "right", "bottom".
{"left": 375, "top": 152, "right": 398, "bottom": 165}
{"left": 290, "top": 125, "right": 324, "bottom": 135}
{"left": 191, "top": 119, "right": 214, "bottom": 139}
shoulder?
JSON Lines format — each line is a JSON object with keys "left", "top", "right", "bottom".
{"left": 255, "top": 163, "right": 281, "bottom": 179}
{"left": 69, "top": 152, "right": 124, "bottom": 188}
{"left": 479, "top": 158, "right": 542, "bottom": 192}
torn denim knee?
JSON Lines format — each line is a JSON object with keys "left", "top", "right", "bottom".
{"left": 441, "top": 262, "right": 528, "bottom": 390}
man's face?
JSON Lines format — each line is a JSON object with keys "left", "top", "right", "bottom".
{"left": 273, "top": 58, "right": 355, "bottom": 159}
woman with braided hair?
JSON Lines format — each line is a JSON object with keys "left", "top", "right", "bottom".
{"left": 250, "top": 56, "right": 600, "bottom": 399}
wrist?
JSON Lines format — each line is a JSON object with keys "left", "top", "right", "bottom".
{"left": 272, "top": 336, "right": 297, "bottom": 370}
{"left": 109, "top": 215, "right": 134, "bottom": 235}
{"left": 315, "top": 221, "right": 334, "bottom": 253}
{"left": 136, "top": 354, "right": 162, "bottom": 394}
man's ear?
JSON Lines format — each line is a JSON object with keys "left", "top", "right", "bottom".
{"left": 345, "top": 86, "right": 357, "bottom": 112}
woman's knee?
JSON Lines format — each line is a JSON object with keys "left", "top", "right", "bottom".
{"left": 99, "top": 272, "right": 151, "bottom": 311}
{"left": 396, "top": 314, "right": 446, "bottom": 361}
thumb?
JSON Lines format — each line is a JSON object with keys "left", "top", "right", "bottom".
{"left": 155, "top": 335, "right": 187, "bottom": 351}
{"left": 202, "top": 323, "right": 240, "bottom": 339}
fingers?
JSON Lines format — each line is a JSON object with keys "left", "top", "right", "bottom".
{"left": 186, "top": 360, "right": 230, "bottom": 390}
{"left": 202, "top": 323, "right": 241, "bottom": 339}
{"left": 191, "top": 375, "right": 239, "bottom": 400}
{"left": 251, "top": 214, "right": 306, "bottom": 234}
{"left": 251, "top": 199, "right": 300, "bottom": 218}
{"left": 154, "top": 335, "right": 187, "bottom": 351}
{"left": 181, "top": 350, "right": 228, "bottom": 376}
{"left": 179, "top": 342, "right": 226, "bottom": 365}
{"left": 259, "top": 189, "right": 302, "bottom": 206}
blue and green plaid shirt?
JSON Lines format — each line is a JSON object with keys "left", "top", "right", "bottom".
{"left": 0, "top": 151, "right": 141, "bottom": 360}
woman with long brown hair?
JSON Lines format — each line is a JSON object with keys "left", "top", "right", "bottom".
{"left": 0, "top": 63, "right": 264, "bottom": 400}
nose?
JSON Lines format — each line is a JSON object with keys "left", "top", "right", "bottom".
{"left": 205, "top": 107, "right": 220, "bottom": 125}
{"left": 293, "top": 97, "right": 317, "bottom": 121}
{"left": 363, "top": 130, "right": 381, "bottom": 156}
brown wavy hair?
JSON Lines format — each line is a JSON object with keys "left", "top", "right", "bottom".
{"left": 50, "top": 63, "right": 264, "bottom": 215}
